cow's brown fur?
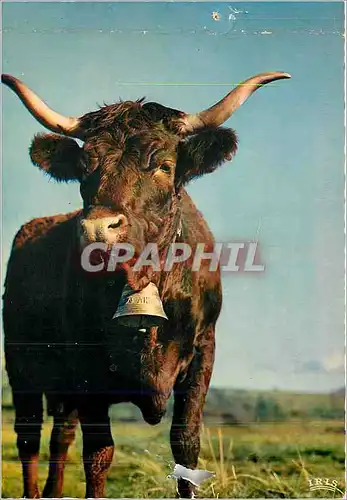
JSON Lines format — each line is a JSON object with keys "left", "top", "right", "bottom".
{"left": 3, "top": 99, "right": 234, "bottom": 498}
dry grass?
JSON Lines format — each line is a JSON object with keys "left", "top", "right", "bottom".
{"left": 1, "top": 410, "right": 345, "bottom": 498}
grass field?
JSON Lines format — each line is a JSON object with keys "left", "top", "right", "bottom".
{"left": 1, "top": 408, "right": 345, "bottom": 498}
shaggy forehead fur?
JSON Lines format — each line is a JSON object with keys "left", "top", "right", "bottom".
{"left": 79, "top": 99, "right": 185, "bottom": 138}
{"left": 80, "top": 102, "right": 182, "bottom": 181}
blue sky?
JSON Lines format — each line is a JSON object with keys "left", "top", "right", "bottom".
{"left": 2, "top": 2, "right": 345, "bottom": 392}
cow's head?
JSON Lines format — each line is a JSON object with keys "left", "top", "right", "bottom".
{"left": 2, "top": 72, "right": 290, "bottom": 288}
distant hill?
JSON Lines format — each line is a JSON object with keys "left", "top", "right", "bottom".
{"left": 2, "top": 368, "right": 344, "bottom": 423}
{"left": 331, "top": 387, "right": 345, "bottom": 398}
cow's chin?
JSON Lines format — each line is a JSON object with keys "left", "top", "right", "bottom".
{"left": 78, "top": 233, "right": 157, "bottom": 291}
{"left": 78, "top": 232, "right": 146, "bottom": 257}
{"left": 78, "top": 233, "right": 116, "bottom": 252}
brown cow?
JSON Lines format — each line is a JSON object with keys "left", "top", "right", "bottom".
{"left": 2, "top": 71, "right": 290, "bottom": 498}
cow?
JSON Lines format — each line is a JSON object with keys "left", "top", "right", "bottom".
{"left": 2, "top": 70, "right": 290, "bottom": 499}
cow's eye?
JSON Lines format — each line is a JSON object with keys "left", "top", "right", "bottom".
{"left": 159, "top": 162, "right": 173, "bottom": 173}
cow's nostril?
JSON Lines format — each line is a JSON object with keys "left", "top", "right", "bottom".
{"left": 108, "top": 221, "right": 122, "bottom": 229}
{"left": 107, "top": 215, "right": 127, "bottom": 231}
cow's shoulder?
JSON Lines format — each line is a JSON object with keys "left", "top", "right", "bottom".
{"left": 4, "top": 210, "right": 82, "bottom": 309}
{"left": 12, "top": 210, "right": 82, "bottom": 250}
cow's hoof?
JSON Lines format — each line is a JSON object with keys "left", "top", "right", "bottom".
{"left": 176, "top": 482, "right": 196, "bottom": 498}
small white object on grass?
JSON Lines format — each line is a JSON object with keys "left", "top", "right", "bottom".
{"left": 167, "top": 463, "right": 215, "bottom": 487}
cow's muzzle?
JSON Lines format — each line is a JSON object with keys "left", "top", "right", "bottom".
{"left": 79, "top": 214, "right": 128, "bottom": 247}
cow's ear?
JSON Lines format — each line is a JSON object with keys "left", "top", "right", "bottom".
{"left": 175, "top": 128, "right": 238, "bottom": 186}
{"left": 30, "top": 133, "right": 84, "bottom": 182}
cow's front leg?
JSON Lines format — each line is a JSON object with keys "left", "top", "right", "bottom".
{"left": 79, "top": 400, "right": 114, "bottom": 498}
{"left": 170, "top": 327, "right": 215, "bottom": 498}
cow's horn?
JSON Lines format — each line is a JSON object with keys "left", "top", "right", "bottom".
{"left": 183, "top": 72, "right": 291, "bottom": 133}
{"left": 1, "top": 74, "right": 85, "bottom": 139}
